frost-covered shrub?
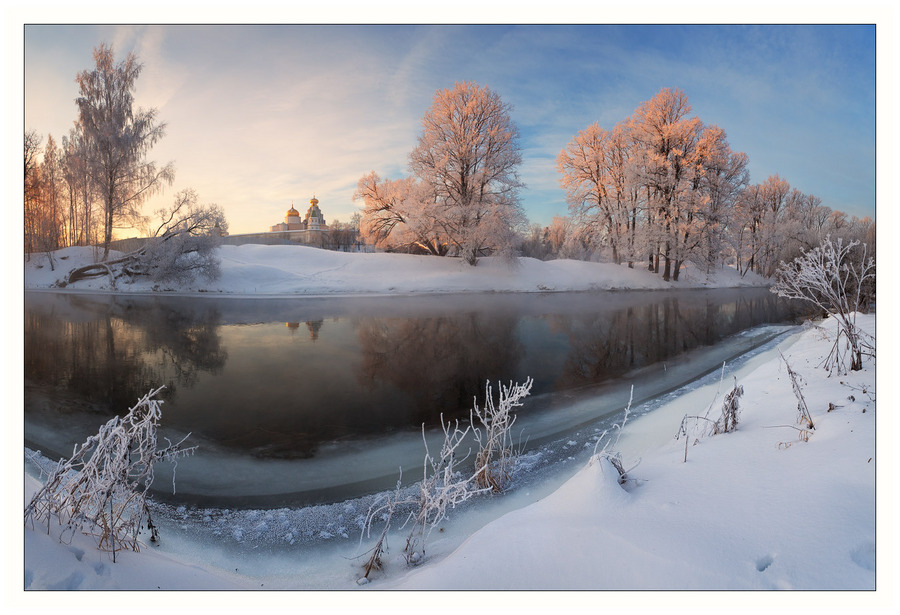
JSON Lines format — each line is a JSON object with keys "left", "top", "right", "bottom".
{"left": 471, "top": 378, "right": 533, "bottom": 492}
{"left": 24, "top": 387, "right": 194, "bottom": 560}
{"left": 404, "top": 416, "right": 488, "bottom": 565}
{"left": 772, "top": 236, "right": 875, "bottom": 373}
{"left": 358, "top": 415, "right": 487, "bottom": 578}
{"left": 358, "top": 378, "right": 535, "bottom": 580}
{"left": 715, "top": 378, "right": 743, "bottom": 434}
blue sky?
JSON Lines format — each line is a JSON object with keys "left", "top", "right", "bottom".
{"left": 23, "top": 22, "right": 877, "bottom": 236}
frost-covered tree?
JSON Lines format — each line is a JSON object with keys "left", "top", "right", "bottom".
{"left": 76, "top": 43, "right": 175, "bottom": 260}
{"left": 140, "top": 188, "right": 227, "bottom": 283}
{"left": 756, "top": 174, "right": 791, "bottom": 276}
{"left": 730, "top": 183, "right": 765, "bottom": 276}
{"left": 410, "top": 81, "right": 526, "bottom": 265}
{"left": 357, "top": 82, "right": 525, "bottom": 265}
{"left": 628, "top": 88, "right": 703, "bottom": 281}
{"left": 547, "top": 215, "right": 572, "bottom": 257}
{"left": 354, "top": 172, "right": 448, "bottom": 255}
{"left": 690, "top": 125, "right": 749, "bottom": 274}
{"left": 62, "top": 125, "right": 102, "bottom": 248}
{"left": 61, "top": 188, "right": 227, "bottom": 287}
{"left": 557, "top": 122, "right": 639, "bottom": 266}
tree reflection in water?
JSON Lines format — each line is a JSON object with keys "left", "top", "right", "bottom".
{"left": 549, "top": 291, "right": 801, "bottom": 390}
{"left": 25, "top": 293, "right": 226, "bottom": 416}
{"left": 25, "top": 289, "right": 809, "bottom": 464}
{"left": 355, "top": 312, "right": 524, "bottom": 427}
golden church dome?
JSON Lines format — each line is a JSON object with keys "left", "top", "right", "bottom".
{"left": 286, "top": 204, "right": 300, "bottom": 218}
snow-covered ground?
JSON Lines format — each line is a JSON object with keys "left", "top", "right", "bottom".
{"left": 19, "top": 246, "right": 885, "bottom": 608}
{"left": 21, "top": 314, "right": 881, "bottom": 597}
{"left": 24, "top": 244, "right": 770, "bottom": 295}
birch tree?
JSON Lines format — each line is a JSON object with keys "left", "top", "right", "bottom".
{"left": 76, "top": 44, "right": 175, "bottom": 260}
{"left": 61, "top": 127, "right": 98, "bottom": 247}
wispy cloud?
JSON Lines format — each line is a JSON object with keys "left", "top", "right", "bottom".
{"left": 24, "top": 24, "right": 876, "bottom": 234}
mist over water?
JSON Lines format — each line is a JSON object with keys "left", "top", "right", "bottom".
{"left": 25, "top": 289, "right": 811, "bottom": 507}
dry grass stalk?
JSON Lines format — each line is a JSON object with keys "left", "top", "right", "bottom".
{"left": 779, "top": 350, "right": 815, "bottom": 430}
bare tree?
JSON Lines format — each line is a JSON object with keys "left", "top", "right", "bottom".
{"left": 40, "top": 134, "right": 64, "bottom": 255}
{"left": 354, "top": 172, "right": 447, "bottom": 255}
{"left": 772, "top": 236, "right": 875, "bottom": 373}
{"left": 24, "top": 130, "right": 43, "bottom": 258}
{"left": 76, "top": 43, "right": 175, "bottom": 260}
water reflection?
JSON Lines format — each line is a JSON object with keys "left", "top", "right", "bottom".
{"left": 25, "top": 294, "right": 227, "bottom": 415}
{"left": 356, "top": 312, "right": 524, "bottom": 427}
{"left": 25, "top": 289, "right": 809, "bottom": 465}
{"left": 286, "top": 320, "right": 324, "bottom": 341}
{"left": 548, "top": 291, "right": 796, "bottom": 389}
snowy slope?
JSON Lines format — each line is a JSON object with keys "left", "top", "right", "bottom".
{"left": 24, "top": 244, "right": 770, "bottom": 295}
{"left": 381, "top": 315, "right": 877, "bottom": 590}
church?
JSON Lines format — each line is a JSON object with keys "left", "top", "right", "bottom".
{"left": 270, "top": 196, "right": 327, "bottom": 233}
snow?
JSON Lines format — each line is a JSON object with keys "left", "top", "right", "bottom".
{"left": 20, "top": 316, "right": 882, "bottom": 599}
{"left": 24, "top": 244, "right": 770, "bottom": 295}
{"left": 381, "top": 317, "right": 877, "bottom": 591}
{"left": 19, "top": 246, "right": 886, "bottom": 608}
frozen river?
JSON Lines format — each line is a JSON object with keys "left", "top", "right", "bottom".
{"left": 24, "top": 288, "right": 810, "bottom": 508}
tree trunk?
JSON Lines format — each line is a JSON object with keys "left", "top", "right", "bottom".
{"left": 662, "top": 241, "right": 672, "bottom": 281}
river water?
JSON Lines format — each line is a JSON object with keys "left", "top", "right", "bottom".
{"left": 24, "top": 288, "right": 810, "bottom": 508}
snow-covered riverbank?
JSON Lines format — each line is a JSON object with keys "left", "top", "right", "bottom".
{"left": 24, "top": 244, "right": 770, "bottom": 295}
{"left": 21, "top": 312, "right": 880, "bottom": 601}
{"left": 20, "top": 245, "right": 884, "bottom": 611}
